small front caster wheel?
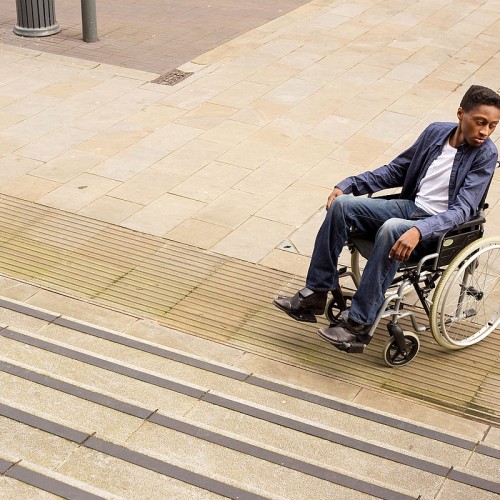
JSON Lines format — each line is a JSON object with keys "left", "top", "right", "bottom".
{"left": 325, "top": 290, "right": 353, "bottom": 325}
{"left": 383, "top": 332, "right": 420, "bottom": 367}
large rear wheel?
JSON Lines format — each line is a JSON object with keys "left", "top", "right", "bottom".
{"left": 430, "top": 236, "right": 500, "bottom": 349}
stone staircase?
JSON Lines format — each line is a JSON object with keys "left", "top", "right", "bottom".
{"left": 0, "top": 296, "right": 499, "bottom": 499}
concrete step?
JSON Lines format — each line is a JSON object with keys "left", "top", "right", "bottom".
{"left": 0, "top": 450, "right": 124, "bottom": 500}
{"left": 1, "top": 396, "right": 408, "bottom": 499}
{"left": 0, "top": 335, "right": 419, "bottom": 499}
{"left": 0, "top": 414, "right": 225, "bottom": 499}
{"left": 0, "top": 297, "right": 499, "bottom": 499}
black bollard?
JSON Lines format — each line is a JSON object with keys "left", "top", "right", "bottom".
{"left": 81, "top": 0, "right": 98, "bottom": 42}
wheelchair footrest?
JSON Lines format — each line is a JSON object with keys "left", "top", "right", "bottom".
{"left": 333, "top": 341, "right": 366, "bottom": 354}
{"left": 287, "top": 310, "right": 318, "bottom": 323}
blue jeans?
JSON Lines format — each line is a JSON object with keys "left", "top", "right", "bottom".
{"left": 306, "top": 196, "right": 435, "bottom": 325}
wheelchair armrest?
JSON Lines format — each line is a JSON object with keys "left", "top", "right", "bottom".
{"left": 438, "top": 216, "right": 485, "bottom": 241}
{"left": 368, "top": 192, "right": 401, "bottom": 200}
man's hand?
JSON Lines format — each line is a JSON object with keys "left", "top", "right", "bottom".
{"left": 326, "top": 187, "right": 344, "bottom": 210}
{"left": 389, "top": 227, "right": 422, "bottom": 262}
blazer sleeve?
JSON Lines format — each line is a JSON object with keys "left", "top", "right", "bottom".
{"left": 336, "top": 129, "right": 428, "bottom": 195}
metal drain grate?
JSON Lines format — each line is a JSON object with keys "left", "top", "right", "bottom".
{"left": 151, "top": 69, "right": 194, "bottom": 86}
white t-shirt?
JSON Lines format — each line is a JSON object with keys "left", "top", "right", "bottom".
{"left": 415, "top": 140, "right": 456, "bottom": 215}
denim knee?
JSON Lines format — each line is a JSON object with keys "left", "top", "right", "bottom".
{"left": 377, "top": 218, "right": 414, "bottom": 242}
{"left": 330, "top": 195, "right": 352, "bottom": 212}
{"left": 329, "top": 195, "right": 356, "bottom": 223}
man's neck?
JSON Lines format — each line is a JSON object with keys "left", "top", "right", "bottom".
{"left": 448, "top": 128, "right": 464, "bottom": 148}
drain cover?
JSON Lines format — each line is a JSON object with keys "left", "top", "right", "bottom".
{"left": 151, "top": 69, "right": 193, "bottom": 86}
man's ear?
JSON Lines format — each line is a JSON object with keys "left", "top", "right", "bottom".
{"left": 457, "top": 107, "right": 464, "bottom": 121}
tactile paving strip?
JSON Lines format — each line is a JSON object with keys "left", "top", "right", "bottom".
{"left": 0, "top": 194, "right": 498, "bottom": 424}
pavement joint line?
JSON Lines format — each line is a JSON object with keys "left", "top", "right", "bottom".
{"left": 0, "top": 249, "right": 218, "bottom": 303}
{"left": 5, "top": 465, "right": 104, "bottom": 500}
{"left": 0, "top": 457, "right": 15, "bottom": 474}
{"left": 0, "top": 298, "right": 60, "bottom": 322}
{"left": 447, "top": 468, "right": 500, "bottom": 495}
{"left": 0, "top": 402, "right": 91, "bottom": 444}
{"left": 0, "top": 237, "right": 223, "bottom": 281}
{"left": 0, "top": 296, "right": 491, "bottom": 455}
{"left": 147, "top": 413, "right": 416, "bottom": 500}
{"left": 3, "top": 382, "right": 499, "bottom": 498}
{"left": 0, "top": 210, "right": 156, "bottom": 251}
{"left": 0, "top": 229, "right": 222, "bottom": 278}
{"left": 0, "top": 221, "right": 225, "bottom": 278}
{"left": 245, "top": 376, "right": 477, "bottom": 451}
{"left": 0, "top": 360, "right": 155, "bottom": 420}
{"left": 53, "top": 316, "right": 250, "bottom": 381}
{"left": 0, "top": 359, "right": 416, "bottom": 499}
{"left": 0, "top": 197, "right": 227, "bottom": 262}
{"left": 0, "top": 195, "right": 497, "bottom": 427}
{"left": 0, "top": 327, "right": 472, "bottom": 479}
{"left": 476, "top": 443, "right": 500, "bottom": 459}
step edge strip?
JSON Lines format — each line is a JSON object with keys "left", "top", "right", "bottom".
{"left": 5, "top": 465, "right": 104, "bottom": 500}
{"left": 0, "top": 328, "right": 207, "bottom": 400}
{"left": 0, "top": 298, "right": 485, "bottom": 452}
{"left": 0, "top": 360, "right": 423, "bottom": 499}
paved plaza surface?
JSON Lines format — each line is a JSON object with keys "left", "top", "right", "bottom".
{"left": 0, "top": 0, "right": 498, "bottom": 272}
{"left": 0, "top": 0, "right": 311, "bottom": 73}
{"left": 0, "top": 1, "right": 500, "bottom": 491}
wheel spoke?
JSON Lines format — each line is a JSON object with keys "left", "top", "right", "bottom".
{"left": 430, "top": 238, "right": 500, "bottom": 348}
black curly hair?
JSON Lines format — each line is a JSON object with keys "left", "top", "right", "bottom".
{"left": 460, "top": 85, "right": 500, "bottom": 112}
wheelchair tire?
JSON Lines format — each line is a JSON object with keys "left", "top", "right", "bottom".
{"left": 350, "top": 249, "right": 362, "bottom": 286}
{"left": 382, "top": 332, "right": 419, "bottom": 367}
{"left": 430, "top": 236, "right": 500, "bottom": 349}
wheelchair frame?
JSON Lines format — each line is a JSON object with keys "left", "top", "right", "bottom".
{"left": 325, "top": 164, "right": 500, "bottom": 367}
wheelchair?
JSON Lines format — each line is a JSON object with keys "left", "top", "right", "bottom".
{"left": 324, "top": 165, "right": 500, "bottom": 368}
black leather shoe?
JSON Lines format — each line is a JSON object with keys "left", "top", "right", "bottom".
{"left": 273, "top": 287, "right": 327, "bottom": 323}
{"left": 317, "top": 318, "right": 372, "bottom": 345}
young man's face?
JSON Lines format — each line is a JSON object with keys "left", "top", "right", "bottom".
{"left": 458, "top": 104, "right": 500, "bottom": 147}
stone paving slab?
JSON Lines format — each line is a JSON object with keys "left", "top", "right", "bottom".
{"left": 0, "top": 334, "right": 199, "bottom": 418}
{"left": 183, "top": 401, "right": 447, "bottom": 498}
{"left": 56, "top": 447, "right": 225, "bottom": 499}
{"left": 0, "top": 416, "right": 78, "bottom": 470}
{"left": 123, "top": 421, "right": 371, "bottom": 499}
{"left": 1, "top": 0, "right": 499, "bottom": 276}
{"left": 10, "top": 314, "right": 482, "bottom": 469}
{"left": 0, "top": 369, "right": 145, "bottom": 440}
{"left": 0, "top": 0, "right": 311, "bottom": 74}
{"left": 0, "top": 476, "right": 60, "bottom": 499}
{"left": 2, "top": 280, "right": 500, "bottom": 494}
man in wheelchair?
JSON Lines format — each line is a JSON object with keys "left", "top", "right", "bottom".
{"left": 274, "top": 85, "right": 500, "bottom": 354}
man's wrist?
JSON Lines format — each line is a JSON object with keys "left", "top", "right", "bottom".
{"left": 412, "top": 226, "right": 422, "bottom": 241}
